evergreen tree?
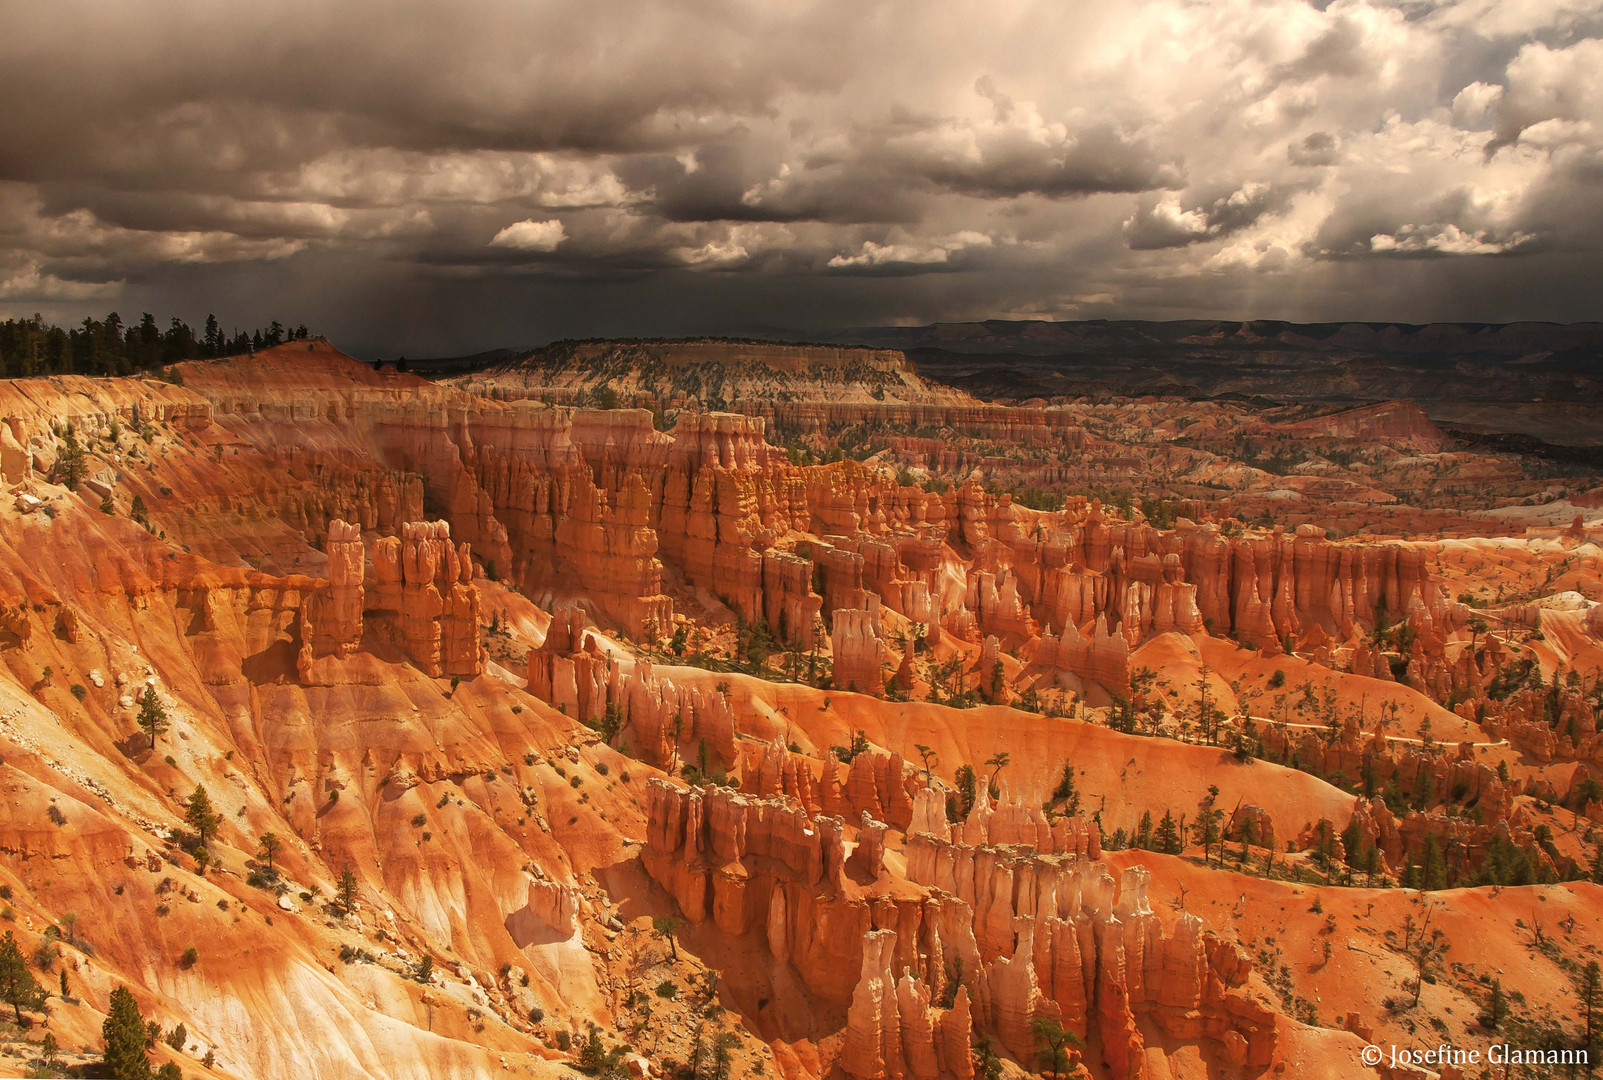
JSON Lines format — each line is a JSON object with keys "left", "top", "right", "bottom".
{"left": 1030, "top": 1015, "right": 1082, "bottom": 1078}
{"left": 54, "top": 424, "right": 88, "bottom": 490}
{"left": 0, "top": 930, "right": 45, "bottom": 1022}
{"left": 1051, "top": 763, "right": 1080, "bottom": 815}
{"left": 1479, "top": 978, "right": 1507, "bottom": 1030}
{"left": 1155, "top": 810, "right": 1182, "bottom": 854}
{"left": 1134, "top": 810, "right": 1153, "bottom": 851}
{"left": 1421, "top": 834, "right": 1448, "bottom": 891}
{"left": 138, "top": 690, "right": 170, "bottom": 749}
{"left": 1192, "top": 786, "right": 1223, "bottom": 866}
{"left": 102, "top": 984, "right": 153, "bottom": 1079}
{"left": 951, "top": 765, "right": 978, "bottom": 822}
{"left": 1341, "top": 817, "right": 1365, "bottom": 870}
{"left": 257, "top": 832, "right": 282, "bottom": 873}
{"left": 984, "top": 751, "right": 1011, "bottom": 798}
{"left": 652, "top": 915, "right": 680, "bottom": 961}
{"left": 336, "top": 866, "right": 359, "bottom": 914}
{"left": 185, "top": 785, "right": 221, "bottom": 848}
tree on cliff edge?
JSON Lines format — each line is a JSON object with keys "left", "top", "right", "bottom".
{"left": 653, "top": 915, "right": 680, "bottom": 961}
{"left": 102, "top": 985, "right": 153, "bottom": 1079}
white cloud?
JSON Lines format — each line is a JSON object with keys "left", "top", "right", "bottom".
{"left": 828, "top": 230, "right": 993, "bottom": 268}
{"left": 488, "top": 218, "right": 567, "bottom": 251}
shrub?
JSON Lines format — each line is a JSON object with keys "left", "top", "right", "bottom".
{"left": 656, "top": 980, "right": 678, "bottom": 999}
{"left": 47, "top": 804, "right": 66, "bottom": 826}
{"left": 165, "top": 1023, "right": 187, "bottom": 1050}
{"left": 70, "top": 683, "right": 88, "bottom": 700}
{"left": 529, "top": 1006, "right": 545, "bottom": 1023}
{"left": 555, "top": 1031, "right": 571, "bottom": 1051}
{"left": 569, "top": 775, "right": 582, "bottom": 788}
{"left": 180, "top": 946, "right": 198, "bottom": 968}
{"left": 596, "top": 762, "right": 609, "bottom": 776}
{"left": 411, "top": 814, "right": 427, "bottom": 828}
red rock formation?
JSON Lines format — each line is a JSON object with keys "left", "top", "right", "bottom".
{"left": 819, "top": 749, "right": 919, "bottom": 832}
{"left": 832, "top": 603, "right": 885, "bottom": 696}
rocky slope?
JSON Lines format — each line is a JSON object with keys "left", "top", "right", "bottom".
{"left": 0, "top": 339, "right": 1596, "bottom": 1080}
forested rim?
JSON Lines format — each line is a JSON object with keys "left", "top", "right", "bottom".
{"left": 0, "top": 313, "right": 314, "bottom": 378}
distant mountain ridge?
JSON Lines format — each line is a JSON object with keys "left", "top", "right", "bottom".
{"left": 448, "top": 336, "right": 973, "bottom": 408}
{"left": 816, "top": 319, "right": 1603, "bottom": 445}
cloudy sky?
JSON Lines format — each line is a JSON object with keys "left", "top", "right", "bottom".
{"left": 2, "top": 0, "right": 1601, "bottom": 355}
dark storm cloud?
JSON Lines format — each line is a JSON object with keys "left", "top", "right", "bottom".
{"left": 0, "top": 0, "right": 1600, "bottom": 350}
{"left": 1123, "top": 184, "right": 1301, "bottom": 250}
{"left": 1288, "top": 132, "right": 1341, "bottom": 166}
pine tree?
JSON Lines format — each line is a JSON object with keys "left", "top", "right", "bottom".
{"left": 984, "top": 752, "right": 1011, "bottom": 798}
{"left": 1051, "top": 763, "right": 1080, "bottom": 815}
{"left": 653, "top": 915, "right": 680, "bottom": 961}
{"left": 1421, "top": 834, "right": 1448, "bottom": 891}
{"left": 1030, "top": 1015, "right": 1082, "bottom": 1078}
{"left": 1155, "top": 810, "right": 1182, "bottom": 854}
{"left": 1480, "top": 978, "right": 1507, "bottom": 1029}
{"left": 337, "top": 866, "right": 359, "bottom": 914}
{"left": 953, "top": 765, "right": 977, "bottom": 821}
{"left": 1134, "top": 810, "right": 1153, "bottom": 851}
{"left": 185, "top": 785, "right": 221, "bottom": 848}
{"left": 257, "top": 832, "right": 282, "bottom": 873}
{"left": 138, "top": 690, "right": 170, "bottom": 749}
{"left": 0, "top": 930, "right": 45, "bottom": 1022}
{"left": 54, "top": 425, "right": 88, "bottom": 490}
{"left": 1192, "top": 786, "right": 1223, "bottom": 866}
{"left": 1341, "top": 817, "right": 1365, "bottom": 870}
{"left": 102, "top": 985, "right": 153, "bottom": 1079}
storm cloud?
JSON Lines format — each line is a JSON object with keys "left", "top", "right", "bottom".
{"left": 1, "top": 0, "right": 1600, "bottom": 354}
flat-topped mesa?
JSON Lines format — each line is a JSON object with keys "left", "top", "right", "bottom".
{"left": 832, "top": 601, "right": 885, "bottom": 696}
